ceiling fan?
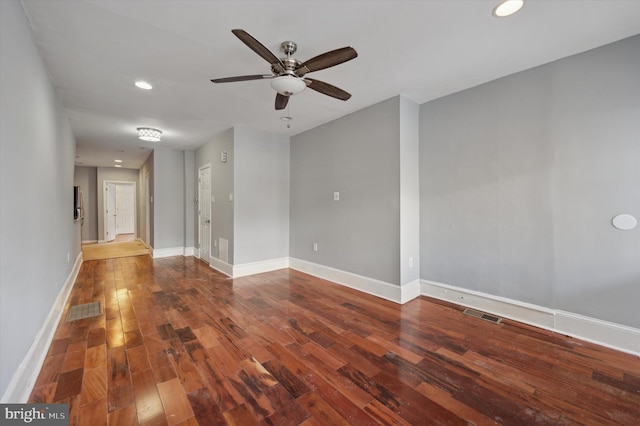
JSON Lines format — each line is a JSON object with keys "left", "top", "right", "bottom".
{"left": 211, "top": 29, "right": 357, "bottom": 110}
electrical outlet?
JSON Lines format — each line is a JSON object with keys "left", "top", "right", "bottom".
{"left": 333, "top": 192, "right": 340, "bottom": 201}
{"left": 313, "top": 242, "right": 318, "bottom": 252}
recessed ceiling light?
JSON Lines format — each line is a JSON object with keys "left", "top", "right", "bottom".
{"left": 114, "top": 159, "right": 123, "bottom": 163}
{"left": 493, "top": 0, "right": 524, "bottom": 17}
{"left": 114, "top": 164, "right": 122, "bottom": 168}
{"left": 135, "top": 80, "right": 153, "bottom": 90}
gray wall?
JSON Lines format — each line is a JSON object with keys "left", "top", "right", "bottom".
{"left": 74, "top": 166, "right": 98, "bottom": 242}
{"left": 139, "top": 153, "right": 154, "bottom": 247}
{"left": 399, "top": 97, "right": 421, "bottom": 286}
{"left": 420, "top": 35, "right": 640, "bottom": 328}
{"left": 184, "top": 150, "right": 196, "bottom": 249}
{"left": 96, "top": 167, "right": 139, "bottom": 241}
{"left": 234, "top": 128, "right": 290, "bottom": 264}
{"left": 195, "top": 129, "right": 234, "bottom": 262}
{"left": 0, "top": 0, "right": 80, "bottom": 398}
{"left": 153, "top": 149, "right": 185, "bottom": 249}
{"left": 290, "top": 97, "right": 402, "bottom": 285}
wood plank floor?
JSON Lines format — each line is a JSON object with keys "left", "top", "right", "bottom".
{"left": 29, "top": 255, "right": 640, "bottom": 425}
{"left": 82, "top": 240, "right": 150, "bottom": 261}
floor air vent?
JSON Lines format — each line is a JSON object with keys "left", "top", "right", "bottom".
{"left": 462, "top": 308, "right": 502, "bottom": 324}
{"left": 66, "top": 301, "right": 102, "bottom": 322}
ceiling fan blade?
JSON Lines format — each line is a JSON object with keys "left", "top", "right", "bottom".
{"left": 296, "top": 47, "right": 357, "bottom": 76}
{"left": 275, "top": 93, "right": 289, "bottom": 110}
{"left": 211, "top": 74, "right": 273, "bottom": 83}
{"left": 231, "top": 29, "right": 285, "bottom": 73}
{"left": 305, "top": 79, "right": 352, "bottom": 101}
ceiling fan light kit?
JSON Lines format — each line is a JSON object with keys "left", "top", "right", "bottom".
{"left": 271, "top": 75, "right": 306, "bottom": 96}
{"left": 211, "top": 29, "right": 357, "bottom": 110}
{"left": 137, "top": 127, "right": 162, "bottom": 142}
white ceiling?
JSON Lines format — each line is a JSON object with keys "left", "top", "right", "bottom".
{"left": 20, "top": 0, "right": 640, "bottom": 169}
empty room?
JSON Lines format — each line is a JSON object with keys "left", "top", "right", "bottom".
{"left": 1, "top": 0, "right": 639, "bottom": 424}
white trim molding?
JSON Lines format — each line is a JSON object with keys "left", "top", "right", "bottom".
{"left": 421, "top": 279, "right": 640, "bottom": 356}
{"left": 1, "top": 252, "right": 83, "bottom": 403}
{"left": 209, "top": 256, "right": 233, "bottom": 277}
{"left": 400, "top": 279, "right": 421, "bottom": 304}
{"left": 289, "top": 258, "right": 407, "bottom": 304}
{"left": 152, "top": 247, "right": 185, "bottom": 259}
{"left": 151, "top": 246, "right": 197, "bottom": 259}
{"left": 421, "top": 280, "right": 555, "bottom": 328}
{"left": 555, "top": 311, "right": 640, "bottom": 355}
{"left": 233, "top": 257, "right": 289, "bottom": 278}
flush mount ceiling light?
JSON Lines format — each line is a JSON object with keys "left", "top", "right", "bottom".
{"left": 135, "top": 80, "right": 152, "bottom": 90}
{"left": 270, "top": 75, "right": 306, "bottom": 96}
{"left": 137, "top": 127, "right": 162, "bottom": 142}
{"left": 114, "top": 159, "right": 122, "bottom": 163}
{"left": 493, "top": 0, "right": 525, "bottom": 17}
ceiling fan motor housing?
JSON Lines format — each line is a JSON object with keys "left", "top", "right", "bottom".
{"left": 280, "top": 41, "right": 297, "bottom": 55}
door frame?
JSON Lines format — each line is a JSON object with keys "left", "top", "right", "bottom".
{"left": 103, "top": 180, "right": 137, "bottom": 242}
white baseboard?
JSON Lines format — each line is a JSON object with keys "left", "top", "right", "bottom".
{"left": 152, "top": 247, "right": 185, "bottom": 258}
{"left": 209, "top": 256, "right": 233, "bottom": 277}
{"left": 81, "top": 239, "right": 97, "bottom": 244}
{"left": 400, "top": 279, "right": 421, "bottom": 304}
{"left": 421, "top": 279, "right": 640, "bottom": 356}
{"left": 207, "top": 257, "right": 415, "bottom": 304}
{"left": 421, "top": 280, "right": 555, "bottom": 328}
{"left": 233, "top": 257, "right": 289, "bottom": 278}
{"left": 151, "top": 246, "right": 196, "bottom": 259}
{"left": 289, "top": 258, "right": 405, "bottom": 303}
{"left": 1, "top": 252, "right": 83, "bottom": 403}
{"left": 555, "top": 310, "right": 640, "bottom": 355}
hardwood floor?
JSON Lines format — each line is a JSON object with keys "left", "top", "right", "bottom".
{"left": 82, "top": 240, "right": 150, "bottom": 261}
{"left": 29, "top": 255, "right": 639, "bottom": 425}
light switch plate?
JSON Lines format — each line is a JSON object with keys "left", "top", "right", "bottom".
{"left": 333, "top": 192, "right": 340, "bottom": 201}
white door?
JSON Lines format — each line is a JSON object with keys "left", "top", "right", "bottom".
{"left": 116, "top": 184, "right": 135, "bottom": 234}
{"left": 198, "top": 165, "right": 211, "bottom": 262}
{"left": 105, "top": 183, "right": 116, "bottom": 242}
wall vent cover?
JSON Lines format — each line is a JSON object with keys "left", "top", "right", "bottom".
{"left": 66, "top": 301, "right": 102, "bottom": 322}
{"left": 462, "top": 308, "right": 502, "bottom": 324}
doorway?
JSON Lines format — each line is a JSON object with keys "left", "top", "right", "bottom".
{"left": 104, "top": 181, "right": 136, "bottom": 242}
{"left": 198, "top": 165, "right": 211, "bottom": 262}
